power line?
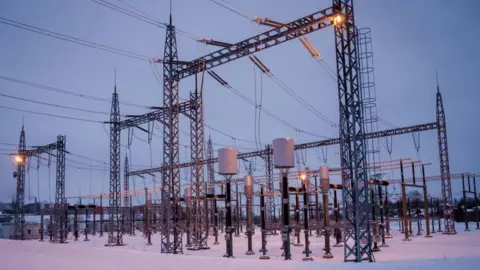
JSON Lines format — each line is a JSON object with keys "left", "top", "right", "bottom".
{"left": 93, "top": 0, "right": 199, "bottom": 41}
{"left": 0, "top": 75, "right": 150, "bottom": 109}
{"left": 0, "top": 16, "right": 156, "bottom": 62}
{"left": 0, "top": 92, "right": 119, "bottom": 116}
{"left": 0, "top": 104, "right": 103, "bottom": 123}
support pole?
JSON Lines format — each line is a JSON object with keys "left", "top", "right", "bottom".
{"left": 377, "top": 185, "right": 389, "bottom": 246}
{"left": 223, "top": 175, "right": 234, "bottom": 258}
{"left": 281, "top": 170, "right": 292, "bottom": 260}
{"left": 259, "top": 186, "right": 269, "bottom": 260}
{"left": 400, "top": 161, "right": 411, "bottom": 241}
{"left": 422, "top": 165, "right": 432, "bottom": 238}
{"left": 74, "top": 205, "right": 78, "bottom": 241}
{"left": 314, "top": 175, "right": 321, "bottom": 237}
{"left": 39, "top": 203, "right": 44, "bottom": 242}
{"left": 473, "top": 175, "right": 479, "bottom": 230}
{"left": 301, "top": 179, "right": 312, "bottom": 261}
{"left": 462, "top": 174, "right": 469, "bottom": 231}
{"left": 244, "top": 176, "right": 254, "bottom": 255}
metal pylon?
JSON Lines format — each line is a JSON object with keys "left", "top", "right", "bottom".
{"left": 53, "top": 135, "right": 67, "bottom": 243}
{"left": 436, "top": 85, "right": 455, "bottom": 234}
{"left": 107, "top": 86, "right": 123, "bottom": 246}
{"left": 264, "top": 145, "right": 274, "bottom": 224}
{"left": 333, "top": 0, "right": 372, "bottom": 262}
{"left": 161, "top": 15, "right": 182, "bottom": 254}
{"left": 13, "top": 125, "right": 26, "bottom": 240}
{"left": 189, "top": 81, "right": 208, "bottom": 249}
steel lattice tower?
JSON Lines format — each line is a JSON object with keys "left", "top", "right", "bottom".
{"left": 333, "top": 0, "right": 372, "bottom": 262}
{"left": 161, "top": 15, "right": 182, "bottom": 254}
{"left": 107, "top": 86, "right": 123, "bottom": 246}
{"left": 13, "top": 125, "right": 26, "bottom": 240}
{"left": 124, "top": 154, "right": 130, "bottom": 233}
{"left": 206, "top": 135, "right": 215, "bottom": 225}
{"left": 189, "top": 83, "right": 208, "bottom": 249}
{"left": 53, "top": 135, "right": 67, "bottom": 243}
{"left": 263, "top": 145, "right": 274, "bottom": 224}
{"left": 436, "top": 85, "right": 455, "bottom": 234}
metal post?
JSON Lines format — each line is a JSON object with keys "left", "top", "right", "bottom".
{"left": 333, "top": 189, "right": 342, "bottom": 247}
{"left": 294, "top": 189, "right": 302, "bottom": 247}
{"left": 281, "top": 171, "right": 292, "bottom": 260}
{"left": 408, "top": 198, "right": 413, "bottom": 236}
{"left": 74, "top": 205, "right": 78, "bottom": 241}
{"left": 99, "top": 195, "right": 103, "bottom": 237}
{"left": 213, "top": 196, "right": 219, "bottom": 245}
{"left": 314, "top": 175, "right": 320, "bottom": 237}
{"left": 244, "top": 176, "right": 254, "bottom": 255}
{"left": 39, "top": 203, "right": 44, "bottom": 242}
{"left": 146, "top": 188, "right": 152, "bottom": 245}
{"left": 301, "top": 180, "right": 312, "bottom": 261}
{"left": 431, "top": 197, "right": 436, "bottom": 233}
{"left": 235, "top": 183, "right": 240, "bottom": 237}
{"left": 259, "top": 186, "right": 269, "bottom": 260}
{"left": 400, "top": 161, "right": 410, "bottom": 241}
{"left": 462, "top": 174, "right": 469, "bottom": 231}
{"left": 371, "top": 183, "right": 380, "bottom": 252}
{"left": 84, "top": 207, "right": 89, "bottom": 242}
{"left": 437, "top": 199, "right": 442, "bottom": 232}
{"left": 473, "top": 175, "right": 479, "bottom": 230}
{"left": 377, "top": 184, "right": 388, "bottom": 247}
{"left": 385, "top": 186, "right": 392, "bottom": 238}
{"left": 422, "top": 165, "right": 432, "bottom": 238}
{"left": 223, "top": 176, "right": 234, "bottom": 258}
{"left": 93, "top": 199, "right": 96, "bottom": 236}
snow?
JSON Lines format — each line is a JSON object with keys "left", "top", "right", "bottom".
{"left": 1, "top": 221, "right": 480, "bottom": 270}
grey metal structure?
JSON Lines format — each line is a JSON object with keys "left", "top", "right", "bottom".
{"left": 107, "top": 86, "right": 123, "bottom": 246}
{"left": 161, "top": 15, "right": 183, "bottom": 254}
{"left": 53, "top": 135, "right": 67, "bottom": 243}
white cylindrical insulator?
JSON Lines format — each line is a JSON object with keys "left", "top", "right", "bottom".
{"left": 272, "top": 137, "right": 295, "bottom": 168}
{"left": 184, "top": 187, "right": 191, "bottom": 205}
{"left": 218, "top": 148, "right": 238, "bottom": 175}
{"left": 244, "top": 176, "right": 253, "bottom": 199}
{"left": 320, "top": 165, "right": 330, "bottom": 192}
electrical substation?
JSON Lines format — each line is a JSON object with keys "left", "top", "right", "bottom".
{"left": 1, "top": 0, "right": 480, "bottom": 269}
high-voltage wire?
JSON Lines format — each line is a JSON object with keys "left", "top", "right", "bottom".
{"left": 0, "top": 92, "right": 121, "bottom": 116}
{"left": 0, "top": 16, "right": 156, "bottom": 61}
{"left": 208, "top": 70, "right": 328, "bottom": 139}
{"left": 92, "top": 0, "right": 199, "bottom": 41}
{"left": 0, "top": 75, "right": 150, "bottom": 109}
{"left": 0, "top": 105, "right": 103, "bottom": 123}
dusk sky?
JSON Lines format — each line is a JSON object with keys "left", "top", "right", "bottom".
{"left": 0, "top": 0, "right": 479, "bottom": 205}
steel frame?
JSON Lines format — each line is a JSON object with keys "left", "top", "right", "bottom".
{"left": 161, "top": 16, "right": 183, "bottom": 254}
{"left": 107, "top": 87, "right": 123, "bottom": 246}
{"left": 53, "top": 135, "right": 67, "bottom": 243}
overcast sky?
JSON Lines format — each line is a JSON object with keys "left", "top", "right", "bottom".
{"left": 0, "top": 0, "right": 479, "bottom": 205}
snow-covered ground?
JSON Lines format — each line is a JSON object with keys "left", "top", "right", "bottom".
{"left": 1, "top": 221, "right": 480, "bottom": 270}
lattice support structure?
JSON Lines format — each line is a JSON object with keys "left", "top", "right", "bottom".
{"left": 436, "top": 87, "right": 455, "bottom": 234}
{"left": 124, "top": 154, "right": 130, "bottom": 233}
{"left": 189, "top": 85, "right": 208, "bottom": 250}
{"left": 53, "top": 135, "right": 67, "bottom": 243}
{"left": 206, "top": 135, "right": 215, "bottom": 225}
{"left": 107, "top": 87, "right": 123, "bottom": 246}
{"left": 264, "top": 144, "right": 274, "bottom": 224}
{"left": 333, "top": 0, "right": 372, "bottom": 262}
{"left": 13, "top": 126, "right": 26, "bottom": 240}
{"left": 161, "top": 16, "right": 183, "bottom": 254}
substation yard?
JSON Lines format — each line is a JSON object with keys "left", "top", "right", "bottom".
{"left": 1, "top": 221, "right": 480, "bottom": 270}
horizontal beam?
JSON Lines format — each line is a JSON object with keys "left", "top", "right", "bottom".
{"left": 175, "top": 6, "right": 335, "bottom": 79}
{"left": 23, "top": 142, "right": 57, "bottom": 157}
{"left": 127, "top": 122, "right": 438, "bottom": 177}
{"left": 117, "top": 100, "right": 193, "bottom": 130}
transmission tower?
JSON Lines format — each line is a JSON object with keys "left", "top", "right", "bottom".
{"left": 13, "top": 125, "right": 26, "bottom": 240}
{"left": 436, "top": 84, "right": 455, "bottom": 234}
{"left": 161, "top": 14, "right": 183, "bottom": 254}
{"left": 333, "top": 0, "right": 372, "bottom": 262}
{"left": 189, "top": 75, "right": 208, "bottom": 249}
{"left": 53, "top": 135, "right": 67, "bottom": 243}
{"left": 107, "top": 86, "right": 123, "bottom": 246}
